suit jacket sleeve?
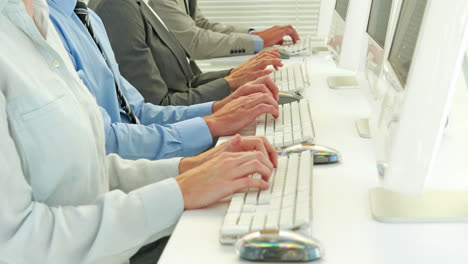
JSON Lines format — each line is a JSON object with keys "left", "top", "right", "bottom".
{"left": 193, "top": 69, "right": 231, "bottom": 87}
{"left": 95, "top": 0, "right": 231, "bottom": 106}
{"left": 150, "top": 0, "right": 255, "bottom": 59}
{"left": 194, "top": 6, "right": 250, "bottom": 34}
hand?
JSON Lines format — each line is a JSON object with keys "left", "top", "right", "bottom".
{"left": 225, "top": 50, "right": 283, "bottom": 90}
{"left": 252, "top": 25, "right": 300, "bottom": 47}
{"left": 213, "top": 76, "right": 279, "bottom": 111}
{"left": 176, "top": 151, "right": 273, "bottom": 209}
{"left": 179, "top": 134, "right": 278, "bottom": 173}
{"left": 328, "top": 35, "right": 343, "bottom": 49}
{"left": 204, "top": 93, "right": 279, "bottom": 137}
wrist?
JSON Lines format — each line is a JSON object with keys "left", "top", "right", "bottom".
{"left": 229, "top": 67, "right": 238, "bottom": 75}
{"left": 179, "top": 157, "right": 198, "bottom": 174}
{"left": 202, "top": 115, "right": 220, "bottom": 138}
{"left": 224, "top": 76, "right": 237, "bottom": 91}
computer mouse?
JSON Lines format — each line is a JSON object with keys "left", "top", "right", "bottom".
{"left": 277, "top": 49, "right": 291, "bottom": 59}
{"left": 235, "top": 230, "right": 322, "bottom": 262}
{"left": 278, "top": 92, "right": 304, "bottom": 105}
{"left": 283, "top": 143, "right": 341, "bottom": 164}
{"left": 260, "top": 47, "right": 290, "bottom": 59}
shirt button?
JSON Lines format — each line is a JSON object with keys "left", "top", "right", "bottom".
{"left": 52, "top": 59, "right": 60, "bottom": 68}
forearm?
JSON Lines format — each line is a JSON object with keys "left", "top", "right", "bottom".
{"left": 192, "top": 69, "right": 231, "bottom": 86}
{"left": 107, "top": 154, "right": 182, "bottom": 192}
{"left": 103, "top": 112, "right": 213, "bottom": 160}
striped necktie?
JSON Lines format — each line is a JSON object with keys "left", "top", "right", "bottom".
{"left": 74, "top": 0, "right": 140, "bottom": 124}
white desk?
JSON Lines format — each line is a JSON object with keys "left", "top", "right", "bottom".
{"left": 159, "top": 55, "right": 468, "bottom": 264}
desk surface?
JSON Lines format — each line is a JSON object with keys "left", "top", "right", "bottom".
{"left": 159, "top": 55, "right": 468, "bottom": 264}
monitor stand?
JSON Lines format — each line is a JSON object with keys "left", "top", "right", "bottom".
{"left": 355, "top": 118, "right": 371, "bottom": 138}
{"left": 327, "top": 76, "right": 359, "bottom": 89}
{"left": 369, "top": 187, "right": 468, "bottom": 223}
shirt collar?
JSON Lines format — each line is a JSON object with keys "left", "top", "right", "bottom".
{"left": 50, "top": 0, "right": 77, "bottom": 16}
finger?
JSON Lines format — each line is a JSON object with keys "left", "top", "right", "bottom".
{"left": 285, "top": 26, "right": 300, "bottom": 42}
{"left": 222, "top": 151, "right": 273, "bottom": 180}
{"left": 227, "top": 134, "right": 242, "bottom": 149}
{"left": 238, "top": 136, "right": 277, "bottom": 168}
{"left": 256, "top": 50, "right": 279, "bottom": 58}
{"left": 250, "top": 103, "right": 280, "bottom": 119}
{"left": 256, "top": 58, "right": 283, "bottom": 70}
{"left": 231, "top": 157, "right": 273, "bottom": 181}
{"left": 238, "top": 137, "right": 269, "bottom": 157}
{"left": 254, "top": 76, "right": 280, "bottom": 101}
{"left": 258, "top": 136, "right": 278, "bottom": 168}
{"left": 229, "top": 177, "right": 269, "bottom": 195}
{"left": 250, "top": 69, "right": 274, "bottom": 80}
{"left": 255, "top": 53, "right": 280, "bottom": 61}
{"left": 243, "top": 92, "right": 279, "bottom": 109}
{"left": 237, "top": 84, "right": 273, "bottom": 99}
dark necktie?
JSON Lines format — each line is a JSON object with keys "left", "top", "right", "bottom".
{"left": 74, "top": 0, "right": 140, "bottom": 124}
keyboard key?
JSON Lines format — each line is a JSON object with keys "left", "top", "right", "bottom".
{"left": 279, "top": 207, "right": 294, "bottom": 229}
{"left": 251, "top": 213, "right": 266, "bottom": 231}
{"left": 265, "top": 212, "right": 280, "bottom": 230}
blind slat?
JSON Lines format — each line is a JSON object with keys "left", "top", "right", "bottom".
{"left": 197, "top": 0, "right": 321, "bottom": 35}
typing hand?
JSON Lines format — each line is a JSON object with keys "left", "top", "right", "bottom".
{"left": 252, "top": 25, "right": 300, "bottom": 47}
{"left": 176, "top": 151, "right": 272, "bottom": 210}
{"left": 225, "top": 50, "right": 283, "bottom": 90}
{"left": 179, "top": 134, "right": 278, "bottom": 173}
{"left": 214, "top": 76, "right": 280, "bottom": 111}
{"left": 204, "top": 93, "right": 279, "bottom": 138}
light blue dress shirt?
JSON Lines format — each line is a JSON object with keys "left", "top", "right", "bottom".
{"left": 47, "top": 0, "right": 214, "bottom": 160}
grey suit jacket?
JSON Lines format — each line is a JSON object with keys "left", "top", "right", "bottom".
{"left": 149, "top": 0, "right": 256, "bottom": 59}
{"left": 89, "top": 0, "right": 231, "bottom": 106}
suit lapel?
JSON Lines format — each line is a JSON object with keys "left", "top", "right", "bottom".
{"left": 142, "top": 0, "right": 194, "bottom": 81}
{"left": 183, "top": 0, "right": 190, "bottom": 15}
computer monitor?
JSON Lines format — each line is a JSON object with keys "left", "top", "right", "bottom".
{"left": 369, "top": 0, "right": 468, "bottom": 222}
{"left": 355, "top": 0, "right": 396, "bottom": 138}
{"left": 327, "top": 0, "right": 372, "bottom": 89}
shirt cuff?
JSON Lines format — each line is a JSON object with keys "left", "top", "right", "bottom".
{"left": 185, "top": 102, "right": 214, "bottom": 119}
{"left": 134, "top": 178, "right": 184, "bottom": 235}
{"left": 250, "top": 34, "right": 264, "bottom": 53}
{"left": 173, "top": 117, "right": 213, "bottom": 157}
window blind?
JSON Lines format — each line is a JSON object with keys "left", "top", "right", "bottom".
{"left": 196, "top": 0, "right": 322, "bottom": 36}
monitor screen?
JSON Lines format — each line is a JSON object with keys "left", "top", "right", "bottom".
{"left": 335, "top": 0, "right": 350, "bottom": 20}
{"left": 367, "top": 0, "right": 393, "bottom": 48}
{"left": 388, "top": 0, "right": 427, "bottom": 88}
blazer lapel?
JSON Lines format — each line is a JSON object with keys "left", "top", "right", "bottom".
{"left": 141, "top": 0, "right": 194, "bottom": 82}
{"left": 184, "top": 0, "right": 190, "bottom": 15}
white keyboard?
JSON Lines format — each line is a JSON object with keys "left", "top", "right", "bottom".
{"left": 281, "top": 35, "right": 312, "bottom": 54}
{"left": 256, "top": 100, "right": 315, "bottom": 148}
{"left": 270, "top": 63, "right": 309, "bottom": 92}
{"left": 219, "top": 151, "right": 314, "bottom": 244}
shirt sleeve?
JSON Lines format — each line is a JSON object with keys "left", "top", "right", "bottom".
{"left": 250, "top": 34, "right": 265, "bottom": 53}
{"left": 0, "top": 92, "right": 184, "bottom": 264}
{"left": 99, "top": 106, "right": 213, "bottom": 160}
{"left": 107, "top": 154, "right": 182, "bottom": 192}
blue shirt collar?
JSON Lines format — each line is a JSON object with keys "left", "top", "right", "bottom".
{"left": 49, "top": 0, "right": 76, "bottom": 16}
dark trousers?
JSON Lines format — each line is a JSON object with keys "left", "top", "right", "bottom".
{"left": 130, "top": 236, "right": 170, "bottom": 264}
